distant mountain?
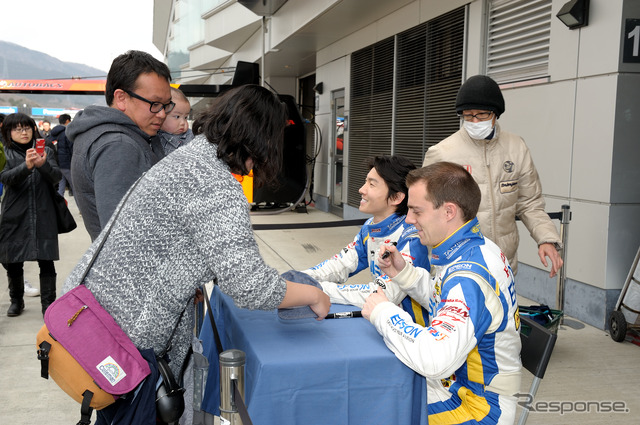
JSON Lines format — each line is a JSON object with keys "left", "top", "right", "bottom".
{"left": 0, "top": 41, "right": 107, "bottom": 109}
{"left": 0, "top": 41, "right": 107, "bottom": 79}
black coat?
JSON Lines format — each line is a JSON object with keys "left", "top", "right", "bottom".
{"left": 51, "top": 124, "right": 71, "bottom": 169}
{"left": 0, "top": 145, "right": 62, "bottom": 263}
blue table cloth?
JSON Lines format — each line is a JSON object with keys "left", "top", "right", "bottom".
{"left": 200, "top": 286, "right": 427, "bottom": 425}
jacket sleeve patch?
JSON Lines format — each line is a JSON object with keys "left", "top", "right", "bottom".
{"left": 499, "top": 180, "right": 518, "bottom": 193}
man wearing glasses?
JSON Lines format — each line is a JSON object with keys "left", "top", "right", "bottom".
{"left": 422, "top": 75, "right": 563, "bottom": 278}
{"left": 67, "top": 50, "right": 174, "bottom": 240}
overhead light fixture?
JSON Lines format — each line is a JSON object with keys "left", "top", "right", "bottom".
{"left": 557, "top": 0, "right": 589, "bottom": 29}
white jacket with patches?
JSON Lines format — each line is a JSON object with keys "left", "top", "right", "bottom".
{"left": 423, "top": 123, "right": 561, "bottom": 274}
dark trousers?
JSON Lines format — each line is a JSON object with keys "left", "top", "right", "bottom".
{"left": 4, "top": 261, "right": 57, "bottom": 314}
{"left": 3, "top": 260, "right": 56, "bottom": 277}
{"left": 58, "top": 168, "right": 74, "bottom": 196}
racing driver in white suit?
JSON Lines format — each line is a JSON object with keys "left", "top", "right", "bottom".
{"left": 363, "top": 161, "right": 521, "bottom": 425}
{"left": 302, "top": 155, "right": 429, "bottom": 325}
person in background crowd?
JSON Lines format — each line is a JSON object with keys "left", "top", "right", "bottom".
{"left": 62, "top": 84, "right": 330, "bottom": 424}
{"left": 0, "top": 114, "right": 5, "bottom": 169}
{"left": 41, "top": 120, "right": 52, "bottom": 141}
{"left": 157, "top": 87, "right": 194, "bottom": 155}
{"left": 301, "top": 155, "right": 430, "bottom": 326}
{"left": 0, "top": 113, "right": 5, "bottom": 143}
{"left": 0, "top": 113, "right": 39, "bottom": 297}
{"left": 0, "top": 115, "right": 5, "bottom": 193}
{"left": 422, "top": 75, "right": 562, "bottom": 277}
{"left": 38, "top": 121, "right": 59, "bottom": 163}
{"left": 0, "top": 113, "right": 62, "bottom": 316}
{"left": 50, "top": 114, "right": 73, "bottom": 197}
{"left": 363, "top": 161, "right": 521, "bottom": 425}
{"left": 67, "top": 50, "right": 172, "bottom": 240}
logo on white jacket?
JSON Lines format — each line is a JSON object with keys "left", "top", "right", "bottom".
{"left": 389, "top": 314, "right": 423, "bottom": 339}
{"left": 500, "top": 180, "right": 518, "bottom": 194}
{"left": 503, "top": 160, "right": 514, "bottom": 172}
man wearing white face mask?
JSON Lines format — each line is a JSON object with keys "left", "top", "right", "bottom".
{"left": 423, "top": 74, "right": 563, "bottom": 277}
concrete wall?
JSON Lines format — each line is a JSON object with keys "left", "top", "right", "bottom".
{"left": 508, "top": 0, "right": 640, "bottom": 329}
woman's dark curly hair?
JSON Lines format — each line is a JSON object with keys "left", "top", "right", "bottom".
{"left": 192, "top": 85, "right": 287, "bottom": 187}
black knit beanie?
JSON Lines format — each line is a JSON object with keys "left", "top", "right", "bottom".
{"left": 455, "top": 75, "right": 505, "bottom": 118}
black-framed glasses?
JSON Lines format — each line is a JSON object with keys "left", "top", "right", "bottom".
{"left": 123, "top": 89, "right": 175, "bottom": 114}
{"left": 457, "top": 111, "right": 493, "bottom": 121}
{"left": 12, "top": 127, "right": 33, "bottom": 133}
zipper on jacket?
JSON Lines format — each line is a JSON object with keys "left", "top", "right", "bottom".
{"left": 483, "top": 143, "right": 497, "bottom": 240}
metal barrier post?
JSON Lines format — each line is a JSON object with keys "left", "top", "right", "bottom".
{"left": 556, "top": 205, "right": 571, "bottom": 314}
{"left": 219, "top": 349, "right": 246, "bottom": 425}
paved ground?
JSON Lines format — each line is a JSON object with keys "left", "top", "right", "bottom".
{"left": 0, "top": 196, "right": 638, "bottom": 424}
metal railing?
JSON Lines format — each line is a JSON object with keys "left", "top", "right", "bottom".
{"left": 516, "top": 204, "right": 571, "bottom": 312}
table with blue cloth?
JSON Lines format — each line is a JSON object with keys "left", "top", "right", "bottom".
{"left": 199, "top": 285, "right": 427, "bottom": 425}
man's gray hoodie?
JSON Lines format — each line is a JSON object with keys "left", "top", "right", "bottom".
{"left": 67, "top": 106, "right": 164, "bottom": 240}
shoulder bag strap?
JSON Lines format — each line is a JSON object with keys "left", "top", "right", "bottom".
{"left": 78, "top": 175, "right": 145, "bottom": 283}
{"left": 202, "top": 281, "right": 224, "bottom": 355}
{"left": 158, "top": 301, "right": 190, "bottom": 358}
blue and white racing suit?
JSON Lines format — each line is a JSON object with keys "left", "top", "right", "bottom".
{"left": 303, "top": 213, "right": 430, "bottom": 326}
{"left": 369, "top": 218, "right": 522, "bottom": 425}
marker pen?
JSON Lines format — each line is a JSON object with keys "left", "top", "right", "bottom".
{"left": 326, "top": 311, "right": 363, "bottom": 319}
{"left": 380, "top": 241, "right": 398, "bottom": 260}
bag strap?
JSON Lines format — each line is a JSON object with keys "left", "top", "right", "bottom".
{"left": 77, "top": 390, "right": 94, "bottom": 425}
{"left": 37, "top": 340, "right": 51, "bottom": 379}
{"left": 202, "top": 281, "right": 224, "bottom": 354}
{"left": 78, "top": 175, "right": 145, "bottom": 283}
{"left": 158, "top": 301, "right": 189, "bottom": 358}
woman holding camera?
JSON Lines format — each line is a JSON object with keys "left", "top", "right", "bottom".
{"left": 0, "top": 113, "right": 61, "bottom": 317}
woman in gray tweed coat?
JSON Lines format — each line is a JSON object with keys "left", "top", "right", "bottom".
{"left": 62, "top": 85, "right": 330, "bottom": 423}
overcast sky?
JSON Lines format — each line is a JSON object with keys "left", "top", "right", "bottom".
{"left": 0, "top": 0, "right": 164, "bottom": 74}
